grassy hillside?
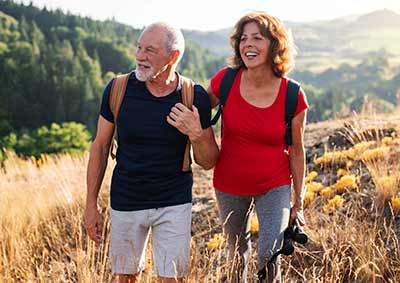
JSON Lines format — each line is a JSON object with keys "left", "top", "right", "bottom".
{"left": 1, "top": 113, "right": 400, "bottom": 282}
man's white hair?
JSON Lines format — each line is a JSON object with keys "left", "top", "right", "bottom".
{"left": 144, "top": 22, "right": 185, "bottom": 64}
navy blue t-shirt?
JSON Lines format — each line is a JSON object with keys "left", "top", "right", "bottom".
{"left": 100, "top": 72, "right": 211, "bottom": 211}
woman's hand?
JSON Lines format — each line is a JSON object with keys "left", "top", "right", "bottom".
{"left": 290, "top": 200, "right": 305, "bottom": 226}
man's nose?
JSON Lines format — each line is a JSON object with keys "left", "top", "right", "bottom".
{"left": 135, "top": 48, "right": 145, "bottom": 60}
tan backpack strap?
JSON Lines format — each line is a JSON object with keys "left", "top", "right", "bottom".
{"left": 181, "top": 76, "right": 195, "bottom": 109}
{"left": 181, "top": 76, "right": 195, "bottom": 171}
{"left": 109, "top": 72, "right": 132, "bottom": 159}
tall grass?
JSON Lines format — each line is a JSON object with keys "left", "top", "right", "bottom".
{"left": 1, "top": 115, "right": 400, "bottom": 282}
{"left": 0, "top": 151, "right": 113, "bottom": 282}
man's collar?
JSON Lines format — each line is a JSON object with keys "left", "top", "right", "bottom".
{"left": 129, "top": 71, "right": 139, "bottom": 83}
{"left": 176, "top": 72, "right": 183, "bottom": 91}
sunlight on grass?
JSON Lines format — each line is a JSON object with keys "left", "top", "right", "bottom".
{"left": 1, "top": 113, "right": 400, "bottom": 282}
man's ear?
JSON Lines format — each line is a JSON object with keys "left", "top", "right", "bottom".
{"left": 168, "top": 50, "right": 180, "bottom": 65}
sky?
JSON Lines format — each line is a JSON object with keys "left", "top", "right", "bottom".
{"left": 20, "top": 0, "right": 400, "bottom": 31}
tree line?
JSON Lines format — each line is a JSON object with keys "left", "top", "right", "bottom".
{"left": 0, "top": 1, "right": 225, "bottom": 160}
{"left": 0, "top": 0, "right": 224, "bottom": 137}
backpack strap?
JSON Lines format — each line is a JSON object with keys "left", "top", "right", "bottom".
{"left": 285, "top": 79, "right": 300, "bottom": 148}
{"left": 210, "top": 67, "right": 239, "bottom": 125}
{"left": 109, "top": 72, "right": 132, "bottom": 159}
{"left": 181, "top": 76, "right": 195, "bottom": 171}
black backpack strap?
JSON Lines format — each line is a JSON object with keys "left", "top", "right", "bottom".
{"left": 285, "top": 79, "right": 300, "bottom": 148}
{"left": 210, "top": 67, "right": 239, "bottom": 125}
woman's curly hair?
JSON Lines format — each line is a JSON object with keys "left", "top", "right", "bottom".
{"left": 229, "top": 11, "right": 296, "bottom": 77}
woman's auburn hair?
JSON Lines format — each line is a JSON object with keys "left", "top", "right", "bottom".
{"left": 228, "top": 11, "right": 296, "bottom": 77}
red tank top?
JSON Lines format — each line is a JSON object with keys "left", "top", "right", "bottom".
{"left": 211, "top": 67, "right": 308, "bottom": 195}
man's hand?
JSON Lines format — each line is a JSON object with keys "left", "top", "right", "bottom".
{"left": 167, "top": 103, "right": 203, "bottom": 142}
{"left": 84, "top": 205, "right": 103, "bottom": 244}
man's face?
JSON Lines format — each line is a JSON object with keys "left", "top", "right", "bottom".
{"left": 135, "top": 28, "right": 172, "bottom": 81}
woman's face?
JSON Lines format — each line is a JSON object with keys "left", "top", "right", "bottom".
{"left": 239, "top": 21, "right": 270, "bottom": 69}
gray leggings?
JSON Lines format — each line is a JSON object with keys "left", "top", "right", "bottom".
{"left": 215, "top": 185, "right": 291, "bottom": 283}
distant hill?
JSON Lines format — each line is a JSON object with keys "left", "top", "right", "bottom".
{"left": 184, "top": 28, "right": 231, "bottom": 57}
{"left": 293, "top": 9, "right": 400, "bottom": 60}
{"left": 184, "top": 9, "right": 400, "bottom": 71}
{"left": 355, "top": 9, "right": 400, "bottom": 28}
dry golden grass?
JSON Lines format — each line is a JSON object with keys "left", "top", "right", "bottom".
{"left": 0, "top": 151, "right": 114, "bottom": 282}
{"left": 1, "top": 115, "right": 400, "bottom": 282}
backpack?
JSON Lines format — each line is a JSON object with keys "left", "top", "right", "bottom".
{"left": 210, "top": 67, "right": 300, "bottom": 148}
{"left": 108, "top": 71, "right": 195, "bottom": 171}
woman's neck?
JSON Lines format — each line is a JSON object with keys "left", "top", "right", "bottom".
{"left": 243, "top": 65, "right": 278, "bottom": 87}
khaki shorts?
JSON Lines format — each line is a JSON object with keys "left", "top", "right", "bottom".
{"left": 109, "top": 203, "right": 192, "bottom": 278}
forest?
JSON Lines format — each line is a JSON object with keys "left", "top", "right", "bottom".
{"left": 0, "top": 1, "right": 399, "bottom": 159}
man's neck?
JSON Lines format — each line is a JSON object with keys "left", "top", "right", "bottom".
{"left": 146, "top": 68, "right": 178, "bottom": 97}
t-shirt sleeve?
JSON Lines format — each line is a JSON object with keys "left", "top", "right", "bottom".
{"left": 193, "top": 84, "right": 211, "bottom": 129}
{"left": 294, "top": 87, "right": 309, "bottom": 116}
{"left": 100, "top": 79, "right": 115, "bottom": 123}
{"left": 210, "top": 67, "right": 230, "bottom": 99}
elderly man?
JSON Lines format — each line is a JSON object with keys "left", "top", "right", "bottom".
{"left": 84, "top": 22, "right": 219, "bottom": 283}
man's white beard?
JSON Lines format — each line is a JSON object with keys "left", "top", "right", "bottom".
{"left": 135, "top": 64, "right": 169, "bottom": 82}
{"left": 135, "top": 65, "right": 154, "bottom": 82}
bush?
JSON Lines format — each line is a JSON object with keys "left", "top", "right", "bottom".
{"left": 0, "top": 122, "right": 92, "bottom": 160}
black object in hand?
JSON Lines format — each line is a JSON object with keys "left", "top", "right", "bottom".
{"left": 281, "top": 218, "right": 308, "bottom": 256}
{"left": 258, "top": 219, "right": 308, "bottom": 282}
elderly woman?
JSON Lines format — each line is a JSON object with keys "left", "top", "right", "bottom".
{"left": 207, "top": 11, "right": 308, "bottom": 282}
{"left": 169, "top": 11, "right": 308, "bottom": 283}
